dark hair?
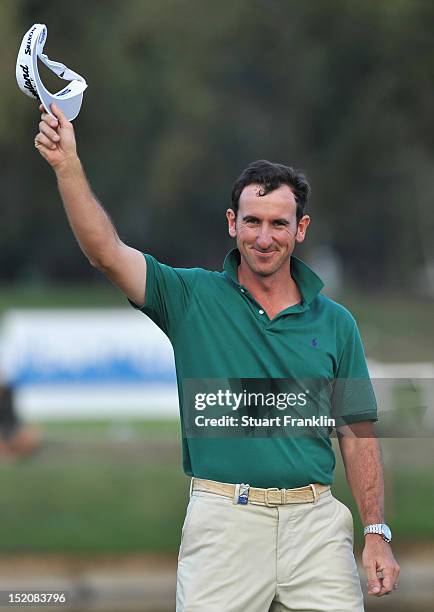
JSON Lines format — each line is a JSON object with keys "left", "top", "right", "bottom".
{"left": 231, "top": 159, "right": 310, "bottom": 222}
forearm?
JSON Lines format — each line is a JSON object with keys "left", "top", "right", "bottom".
{"left": 339, "top": 431, "right": 384, "bottom": 525}
{"left": 55, "top": 157, "right": 119, "bottom": 267}
{"left": 340, "top": 427, "right": 400, "bottom": 597}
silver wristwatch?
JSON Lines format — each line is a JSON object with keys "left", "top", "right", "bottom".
{"left": 363, "top": 523, "right": 392, "bottom": 543}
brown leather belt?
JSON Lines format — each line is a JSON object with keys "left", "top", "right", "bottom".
{"left": 190, "top": 477, "right": 330, "bottom": 506}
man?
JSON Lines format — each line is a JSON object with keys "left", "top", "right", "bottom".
{"left": 35, "top": 103, "right": 400, "bottom": 611}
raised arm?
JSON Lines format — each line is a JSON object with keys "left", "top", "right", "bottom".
{"left": 34, "top": 103, "right": 147, "bottom": 307}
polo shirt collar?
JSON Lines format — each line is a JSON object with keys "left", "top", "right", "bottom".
{"left": 223, "top": 247, "right": 324, "bottom": 307}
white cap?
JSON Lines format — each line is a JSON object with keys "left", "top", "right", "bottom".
{"left": 16, "top": 24, "right": 87, "bottom": 121}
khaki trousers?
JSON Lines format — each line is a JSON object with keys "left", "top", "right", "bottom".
{"left": 176, "top": 485, "right": 364, "bottom": 611}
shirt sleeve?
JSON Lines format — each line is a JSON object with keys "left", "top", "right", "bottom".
{"left": 127, "top": 253, "right": 200, "bottom": 341}
{"left": 331, "top": 321, "right": 378, "bottom": 426}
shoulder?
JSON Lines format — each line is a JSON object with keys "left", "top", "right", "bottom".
{"left": 313, "top": 293, "right": 359, "bottom": 336}
{"left": 145, "top": 254, "right": 216, "bottom": 280}
{"left": 172, "top": 265, "right": 226, "bottom": 286}
{"left": 146, "top": 254, "right": 229, "bottom": 292}
{"left": 316, "top": 293, "right": 356, "bottom": 321}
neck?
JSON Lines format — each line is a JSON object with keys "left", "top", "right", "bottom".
{"left": 238, "top": 256, "right": 302, "bottom": 307}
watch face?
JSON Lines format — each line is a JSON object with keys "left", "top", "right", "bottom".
{"left": 382, "top": 524, "right": 392, "bottom": 541}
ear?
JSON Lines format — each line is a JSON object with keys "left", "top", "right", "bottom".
{"left": 226, "top": 208, "right": 237, "bottom": 238}
{"left": 295, "top": 215, "right": 310, "bottom": 244}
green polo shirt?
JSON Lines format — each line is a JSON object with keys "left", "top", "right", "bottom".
{"left": 129, "top": 248, "right": 377, "bottom": 488}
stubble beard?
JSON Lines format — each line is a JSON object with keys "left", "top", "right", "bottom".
{"left": 241, "top": 245, "right": 290, "bottom": 278}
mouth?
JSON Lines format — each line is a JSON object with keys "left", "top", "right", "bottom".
{"left": 252, "top": 249, "right": 276, "bottom": 259}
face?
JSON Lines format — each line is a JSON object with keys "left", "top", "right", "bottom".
{"left": 226, "top": 183, "right": 310, "bottom": 277}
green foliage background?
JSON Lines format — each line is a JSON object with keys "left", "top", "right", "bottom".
{"left": 1, "top": 0, "right": 434, "bottom": 293}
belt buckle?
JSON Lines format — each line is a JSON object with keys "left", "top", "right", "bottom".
{"left": 234, "top": 483, "right": 250, "bottom": 505}
{"left": 264, "top": 487, "right": 282, "bottom": 507}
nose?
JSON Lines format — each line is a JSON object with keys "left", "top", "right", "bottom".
{"left": 256, "top": 224, "right": 273, "bottom": 250}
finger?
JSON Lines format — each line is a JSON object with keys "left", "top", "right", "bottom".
{"left": 380, "top": 569, "right": 395, "bottom": 594}
{"left": 366, "top": 563, "right": 382, "bottom": 595}
{"left": 377, "top": 581, "right": 393, "bottom": 596}
{"left": 38, "top": 103, "right": 59, "bottom": 126}
{"left": 39, "top": 121, "right": 60, "bottom": 142}
{"left": 50, "top": 103, "right": 69, "bottom": 127}
{"left": 377, "top": 583, "right": 392, "bottom": 597}
{"left": 35, "top": 133, "right": 57, "bottom": 150}
{"left": 40, "top": 112, "right": 59, "bottom": 129}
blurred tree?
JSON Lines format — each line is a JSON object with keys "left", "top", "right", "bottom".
{"left": 1, "top": 0, "right": 433, "bottom": 293}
